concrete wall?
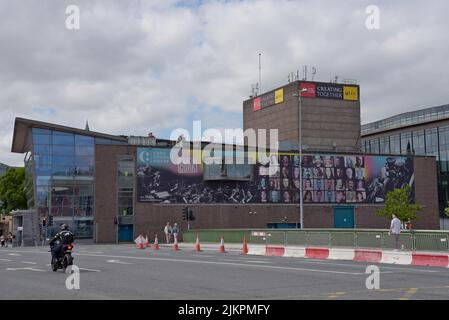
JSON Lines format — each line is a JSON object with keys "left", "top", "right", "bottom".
{"left": 95, "top": 144, "right": 136, "bottom": 243}
{"left": 95, "top": 146, "right": 440, "bottom": 244}
{"left": 243, "top": 81, "right": 361, "bottom": 153}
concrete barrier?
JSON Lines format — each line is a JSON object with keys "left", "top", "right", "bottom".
{"left": 305, "top": 247, "right": 329, "bottom": 260}
{"left": 411, "top": 253, "right": 449, "bottom": 267}
{"left": 265, "top": 246, "right": 285, "bottom": 257}
{"left": 283, "top": 246, "right": 306, "bottom": 258}
{"left": 381, "top": 251, "right": 412, "bottom": 265}
{"left": 354, "top": 249, "right": 382, "bottom": 263}
{"left": 247, "top": 245, "right": 266, "bottom": 256}
{"left": 328, "top": 248, "right": 355, "bottom": 261}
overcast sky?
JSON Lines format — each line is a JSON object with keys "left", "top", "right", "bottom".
{"left": 1, "top": 0, "right": 448, "bottom": 166}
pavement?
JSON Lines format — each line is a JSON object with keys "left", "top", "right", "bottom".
{"left": 1, "top": 243, "right": 449, "bottom": 300}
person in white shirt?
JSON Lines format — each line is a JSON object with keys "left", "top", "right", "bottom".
{"left": 164, "top": 222, "right": 172, "bottom": 244}
{"left": 389, "top": 214, "right": 402, "bottom": 250}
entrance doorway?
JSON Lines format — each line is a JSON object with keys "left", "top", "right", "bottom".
{"left": 118, "top": 224, "right": 133, "bottom": 242}
{"left": 333, "top": 206, "right": 355, "bottom": 228}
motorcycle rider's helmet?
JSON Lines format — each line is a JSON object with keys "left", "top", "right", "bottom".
{"left": 60, "top": 223, "right": 69, "bottom": 231}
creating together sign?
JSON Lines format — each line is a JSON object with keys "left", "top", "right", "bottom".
{"left": 253, "top": 81, "right": 359, "bottom": 111}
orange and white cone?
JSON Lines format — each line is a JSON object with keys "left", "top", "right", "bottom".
{"left": 242, "top": 235, "right": 248, "bottom": 255}
{"left": 153, "top": 234, "right": 160, "bottom": 250}
{"left": 195, "top": 234, "right": 201, "bottom": 252}
{"left": 145, "top": 235, "right": 151, "bottom": 248}
{"left": 219, "top": 236, "right": 225, "bottom": 253}
{"left": 173, "top": 236, "right": 180, "bottom": 251}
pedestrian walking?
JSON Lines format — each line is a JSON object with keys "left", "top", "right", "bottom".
{"left": 164, "top": 222, "right": 172, "bottom": 244}
{"left": 0, "top": 235, "right": 5, "bottom": 247}
{"left": 172, "top": 223, "right": 179, "bottom": 244}
{"left": 389, "top": 214, "right": 402, "bottom": 251}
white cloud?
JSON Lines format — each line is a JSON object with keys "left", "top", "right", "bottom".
{"left": 0, "top": 0, "right": 448, "bottom": 166}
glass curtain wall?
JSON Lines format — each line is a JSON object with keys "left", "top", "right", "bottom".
{"left": 32, "top": 128, "right": 94, "bottom": 238}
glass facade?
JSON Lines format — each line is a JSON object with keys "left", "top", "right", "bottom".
{"left": 31, "top": 128, "right": 95, "bottom": 238}
{"left": 362, "top": 104, "right": 449, "bottom": 135}
{"left": 361, "top": 124, "right": 449, "bottom": 221}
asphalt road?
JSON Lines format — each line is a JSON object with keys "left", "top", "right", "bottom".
{"left": 0, "top": 243, "right": 449, "bottom": 300}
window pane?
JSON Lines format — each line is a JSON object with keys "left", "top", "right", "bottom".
{"left": 390, "top": 134, "right": 400, "bottom": 154}
{"left": 75, "top": 135, "right": 94, "bottom": 146}
{"left": 52, "top": 134, "right": 74, "bottom": 145}
{"left": 33, "top": 134, "right": 51, "bottom": 144}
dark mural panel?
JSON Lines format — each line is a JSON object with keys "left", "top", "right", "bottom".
{"left": 136, "top": 148, "right": 414, "bottom": 204}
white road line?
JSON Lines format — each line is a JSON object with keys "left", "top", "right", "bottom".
{"left": 78, "top": 268, "right": 101, "bottom": 272}
{"left": 67, "top": 253, "right": 366, "bottom": 275}
{"left": 78, "top": 251, "right": 104, "bottom": 254}
{"left": 0, "top": 258, "right": 12, "bottom": 261}
{"left": 289, "top": 258, "right": 441, "bottom": 273}
{"left": 106, "top": 259, "right": 133, "bottom": 265}
{"left": 7, "top": 253, "right": 21, "bottom": 256}
{"left": 6, "top": 267, "right": 45, "bottom": 272}
{"left": 218, "top": 259, "right": 272, "bottom": 264}
{"left": 21, "top": 261, "right": 37, "bottom": 265}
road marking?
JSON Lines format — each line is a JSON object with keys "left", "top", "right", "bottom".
{"left": 78, "top": 251, "right": 104, "bottom": 254}
{"left": 6, "top": 267, "right": 45, "bottom": 272}
{"left": 399, "top": 288, "right": 418, "bottom": 300}
{"left": 218, "top": 259, "right": 271, "bottom": 264}
{"left": 287, "top": 258, "right": 441, "bottom": 273}
{"left": 65, "top": 253, "right": 366, "bottom": 275}
{"left": 327, "top": 292, "right": 346, "bottom": 299}
{"left": 0, "top": 258, "right": 12, "bottom": 261}
{"left": 7, "top": 253, "right": 21, "bottom": 256}
{"left": 21, "top": 261, "right": 37, "bottom": 265}
{"left": 106, "top": 259, "right": 133, "bottom": 265}
{"left": 78, "top": 268, "right": 101, "bottom": 272}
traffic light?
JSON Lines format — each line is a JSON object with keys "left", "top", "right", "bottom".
{"left": 48, "top": 215, "right": 54, "bottom": 226}
{"left": 188, "top": 208, "right": 195, "bottom": 221}
{"left": 42, "top": 218, "right": 47, "bottom": 227}
{"left": 182, "top": 207, "right": 188, "bottom": 221}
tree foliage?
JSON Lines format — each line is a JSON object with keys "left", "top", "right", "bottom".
{"left": 0, "top": 167, "right": 27, "bottom": 213}
{"left": 377, "top": 185, "right": 422, "bottom": 222}
{"left": 444, "top": 201, "right": 449, "bottom": 218}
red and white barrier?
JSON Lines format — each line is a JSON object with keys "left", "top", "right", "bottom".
{"left": 252, "top": 244, "right": 449, "bottom": 268}
{"left": 328, "top": 248, "right": 355, "bottom": 261}
{"left": 411, "top": 253, "right": 449, "bottom": 267}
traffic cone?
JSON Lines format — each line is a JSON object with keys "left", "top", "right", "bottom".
{"left": 145, "top": 235, "right": 151, "bottom": 248}
{"left": 242, "top": 235, "right": 248, "bottom": 255}
{"left": 173, "top": 236, "right": 180, "bottom": 251}
{"left": 219, "top": 236, "right": 225, "bottom": 253}
{"left": 195, "top": 234, "right": 201, "bottom": 252}
{"left": 153, "top": 234, "right": 160, "bottom": 250}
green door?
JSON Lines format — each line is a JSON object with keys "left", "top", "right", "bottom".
{"left": 333, "top": 206, "right": 355, "bottom": 228}
{"left": 118, "top": 224, "right": 134, "bottom": 242}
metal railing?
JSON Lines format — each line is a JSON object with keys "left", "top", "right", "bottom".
{"left": 182, "top": 229, "right": 449, "bottom": 252}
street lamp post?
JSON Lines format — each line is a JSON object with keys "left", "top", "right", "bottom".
{"left": 293, "top": 88, "right": 308, "bottom": 229}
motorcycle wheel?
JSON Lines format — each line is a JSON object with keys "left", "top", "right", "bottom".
{"left": 63, "top": 254, "right": 73, "bottom": 272}
{"left": 51, "top": 260, "right": 58, "bottom": 272}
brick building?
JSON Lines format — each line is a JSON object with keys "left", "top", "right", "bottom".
{"left": 9, "top": 80, "right": 441, "bottom": 244}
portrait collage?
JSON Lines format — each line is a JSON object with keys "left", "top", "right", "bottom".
{"left": 257, "top": 154, "right": 367, "bottom": 204}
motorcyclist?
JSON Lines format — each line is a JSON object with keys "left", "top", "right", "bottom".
{"left": 49, "top": 224, "right": 74, "bottom": 264}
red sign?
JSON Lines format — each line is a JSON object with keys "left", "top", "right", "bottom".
{"left": 300, "top": 82, "right": 316, "bottom": 98}
{"left": 253, "top": 97, "right": 261, "bottom": 111}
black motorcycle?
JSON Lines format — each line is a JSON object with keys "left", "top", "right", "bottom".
{"left": 50, "top": 244, "right": 74, "bottom": 272}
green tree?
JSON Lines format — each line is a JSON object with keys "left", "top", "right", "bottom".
{"left": 0, "top": 167, "right": 27, "bottom": 213}
{"left": 377, "top": 185, "right": 422, "bottom": 222}
{"left": 444, "top": 201, "right": 449, "bottom": 218}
